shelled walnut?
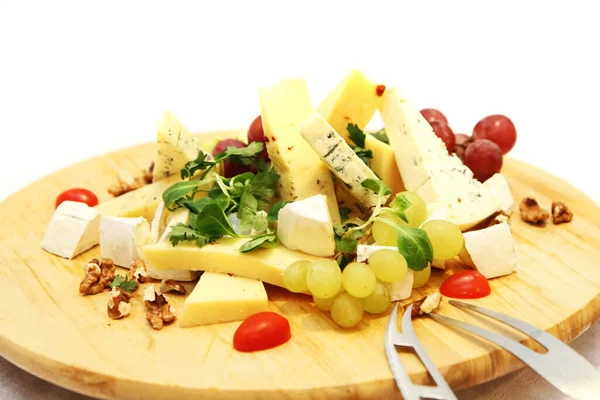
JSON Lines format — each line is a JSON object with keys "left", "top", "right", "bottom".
{"left": 143, "top": 285, "right": 176, "bottom": 330}
{"left": 79, "top": 258, "right": 116, "bottom": 295}
{"left": 159, "top": 279, "right": 186, "bottom": 294}
{"left": 519, "top": 197, "right": 550, "bottom": 224}
{"left": 128, "top": 259, "right": 148, "bottom": 283}
{"left": 108, "top": 162, "right": 154, "bottom": 197}
{"left": 551, "top": 201, "right": 573, "bottom": 224}
{"left": 107, "top": 287, "right": 132, "bottom": 320}
{"left": 405, "top": 292, "right": 442, "bottom": 318}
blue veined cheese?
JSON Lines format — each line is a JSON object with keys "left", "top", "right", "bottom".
{"left": 380, "top": 88, "right": 501, "bottom": 230}
{"left": 153, "top": 111, "right": 201, "bottom": 181}
{"left": 301, "top": 113, "right": 385, "bottom": 209}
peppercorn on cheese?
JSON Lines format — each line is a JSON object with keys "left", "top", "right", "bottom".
{"left": 259, "top": 77, "right": 340, "bottom": 223}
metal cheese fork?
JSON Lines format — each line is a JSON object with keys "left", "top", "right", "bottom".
{"left": 385, "top": 300, "right": 600, "bottom": 400}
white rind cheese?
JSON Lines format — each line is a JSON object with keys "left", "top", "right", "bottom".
{"left": 41, "top": 201, "right": 101, "bottom": 259}
{"left": 483, "top": 173, "right": 514, "bottom": 213}
{"left": 150, "top": 202, "right": 169, "bottom": 244}
{"left": 356, "top": 244, "right": 414, "bottom": 301}
{"left": 153, "top": 111, "right": 200, "bottom": 181}
{"left": 380, "top": 88, "right": 500, "bottom": 230}
{"left": 277, "top": 194, "right": 336, "bottom": 257}
{"left": 100, "top": 216, "right": 151, "bottom": 268}
{"left": 462, "top": 221, "right": 518, "bottom": 278}
{"left": 301, "top": 112, "right": 383, "bottom": 208}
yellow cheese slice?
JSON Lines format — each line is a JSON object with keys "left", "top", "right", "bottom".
{"left": 142, "top": 238, "right": 323, "bottom": 288}
{"left": 179, "top": 272, "right": 268, "bottom": 328}
{"left": 259, "top": 77, "right": 340, "bottom": 223}
{"left": 316, "top": 69, "right": 404, "bottom": 194}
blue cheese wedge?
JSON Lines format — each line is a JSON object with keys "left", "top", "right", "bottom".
{"left": 301, "top": 112, "right": 384, "bottom": 208}
{"left": 356, "top": 244, "right": 414, "bottom": 301}
{"left": 380, "top": 88, "right": 501, "bottom": 230}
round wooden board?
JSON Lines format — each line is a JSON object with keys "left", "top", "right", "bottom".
{"left": 1, "top": 131, "right": 600, "bottom": 400}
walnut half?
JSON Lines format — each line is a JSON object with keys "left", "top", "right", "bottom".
{"left": 552, "top": 201, "right": 573, "bottom": 224}
{"left": 405, "top": 292, "right": 442, "bottom": 318}
{"left": 519, "top": 197, "right": 550, "bottom": 224}
{"left": 159, "top": 279, "right": 186, "bottom": 295}
{"left": 79, "top": 258, "right": 116, "bottom": 296}
{"left": 107, "top": 287, "right": 132, "bottom": 320}
{"left": 128, "top": 259, "right": 148, "bottom": 283}
{"left": 143, "top": 285, "right": 176, "bottom": 330}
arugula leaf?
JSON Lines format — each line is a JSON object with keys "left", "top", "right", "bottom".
{"left": 196, "top": 202, "right": 238, "bottom": 238}
{"left": 214, "top": 141, "right": 264, "bottom": 166}
{"left": 238, "top": 192, "right": 258, "bottom": 232}
{"left": 389, "top": 194, "right": 412, "bottom": 224}
{"left": 184, "top": 197, "right": 227, "bottom": 214}
{"left": 110, "top": 275, "right": 138, "bottom": 293}
{"left": 334, "top": 229, "right": 363, "bottom": 253}
{"left": 361, "top": 178, "right": 392, "bottom": 196}
{"left": 163, "top": 179, "right": 213, "bottom": 211}
{"left": 347, "top": 123, "right": 366, "bottom": 148}
{"left": 180, "top": 151, "right": 210, "bottom": 180}
{"left": 239, "top": 232, "right": 278, "bottom": 253}
{"left": 371, "top": 128, "right": 389, "bottom": 144}
{"left": 168, "top": 223, "right": 210, "bottom": 247}
{"left": 395, "top": 225, "right": 433, "bottom": 271}
{"left": 339, "top": 207, "right": 352, "bottom": 222}
{"left": 353, "top": 147, "right": 373, "bottom": 165}
{"left": 267, "top": 201, "right": 291, "bottom": 222}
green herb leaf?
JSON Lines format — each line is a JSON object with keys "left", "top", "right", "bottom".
{"left": 395, "top": 225, "right": 433, "bottom": 271}
{"left": 347, "top": 123, "right": 366, "bottom": 148}
{"left": 109, "top": 274, "right": 138, "bottom": 293}
{"left": 214, "top": 141, "right": 264, "bottom": 166}
{"left": 389, "top": 194, "right": 412, "bottom": 224}
{"left": 238, "top": 192, "right": 258, "bottom": 232}
{"left": 268, "top": 201, "right": 292, "bottom": 222}
{"left": 334, "top": 229, "right": 363, "bottom": 253}
{"left": 239, "top": 232, "right": 278, "bottom": 253}
{"left": 168, "top": 222, "right": 210, "bottom": 247}
{"left": 196, "top": 202, "right": 238, "bottom": 238}
{"left": 248, "top": 170, "right": 280, "bottom": 199}
{"left": 361, "top": 178, "right": 392, "bottom": 196}
{"left": 370, "top": 128, "right": 389, "bottom": 144}
{"left": 180, "top": 151, "right": 210, "bottom": 180}
{"left": 339, "top": 207, "right": 352, "bottom": 222}
{"left": 184, "top": 197, "right": 227, "bottom": 214}
{"left": 353, "top": 147, "right": 373, "bottom": 165}
{"left": 163, "top": 179, "right": 213, "bottom": 211}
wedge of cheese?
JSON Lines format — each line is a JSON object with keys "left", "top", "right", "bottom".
{"left": 142, "top": 238, "right": 323, "bottom": 288}
{"left": 301, "top": 113, "right": 383, "bottom": 209}
{"left": 153, "top": 111, "right": 201, "bottom": 181}
{"left": 95, "top": 174, "right": 180, "bottom": 221}
{"left": 483, "top": 173, "right": 514, "bottom": 213}
{"left": 380, "top": 88, "right": 501, "bottom": 230}
{"left": 100, "top": 216, "right": 151, "bottom": 268}
{"left": 316, "top": 69, "right": 404, "bottom": 194}
{"left": 259, "top": 77, "right": 340, "bottom": 223}
{"left": 180, "top": 272, "right": 268, "bottom": 328}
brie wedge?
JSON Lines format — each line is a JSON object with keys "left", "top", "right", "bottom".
{"left": 99, "top": 216, "right": 151, "bottom": 268}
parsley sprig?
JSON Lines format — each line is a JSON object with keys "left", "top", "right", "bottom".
{"left": 110, "top": 275, "right": 138, "bottom": 293}
{"left": 347, "top": 123, "right": 373, "bottom": 166}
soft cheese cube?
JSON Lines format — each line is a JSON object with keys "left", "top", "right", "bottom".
{"left": 180, "top": 272, "right": 268, "bottom": 328}
{"left": 100, "top": 216, "right": 151, "bottom": 268}
{"left": 277, "top": 194, "right": 336, "bottom": 257}
{"left": 41, "top": 201, "right": 101, "bottom": 259}
{"left": 356, "top": 244, "right": 414, "bottom": 301}
{"left": 461, "top": 221, "right": 518, "bottom": 278}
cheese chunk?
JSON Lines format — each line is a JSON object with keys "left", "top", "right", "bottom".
{"left": 419, "top": 292, "right": 442, "bottom": 314}
{"left": 277, "top": 194, "right": 336, "bottom": 257}
{"left": 356, "top": 244, "right": 414, "bottom": 301}
{"left": 316, "top": 69, "right": 404, "bottom": 194}
{"left": 180, "top": 272, "right": 268, "bottom": 328}
{"left": 41, "top": 201, "right": 101, "bottom": 259}
{"left": 159, "top": 207, "right": 190, "bottom": 242}
{"left": 100, "top": 217, "right": 151, "bottom": 268}
{"left": 462, "top": 222, "right": 518, "bottom": 279}
{"left": 142, "top": 238, "right": 323, "bottom": 288}
{"left": 380, "top": 88, "right": 500, "bottom": 230}
{"left": 301, "top": 113, "right": 383, "bottom": 208}
{"left": 150, "top": 202, "right": 169, "bottom": 244}
{"left": 95, "top": 174, "right": 180, "bottom": 221}
{"left": 153, "top": 111, "right": 201, "bottom": 181}
{"left": 484, "top": 173, "right": 514, "bottom": 213}
{"left": 259, "top": 77, "right": 340, "bottom": 223}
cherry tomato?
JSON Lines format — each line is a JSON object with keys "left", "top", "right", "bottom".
{"left": 439, "top": 270, "right": 491, "bottom": 299}
{"left": 55, "top": 188, "right": 99, "bottom": 208}
{"left": 212, "top": 138, "right": 254, "bottom": 178}
{"left": 420, "top": 108, "right": 448, "bottom": 125}
{"left": 247, "top": 115, "right": 270, "bottom": 162}
{"left": 473, "top": 114, "right": 517, "bottom": 154}
{"left": 233, "top": 312, "right": 291, "bottom": 352}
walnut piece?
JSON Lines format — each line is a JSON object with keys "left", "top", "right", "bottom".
{"left": 144, "top": 284, "right": 176, "bottom": 330}
{"left": 159, "top": 279, "right": 186, "bottom": 295}
{"left": 519, "top": 197, "right": 550, "bottom": 224}
{"left": 552, "top": 201, "right": 573, "bottom": 224}
{"left": 127, "top": 259, "right": 148, "bottom": 283}
{"left": 108, "top": 162, "right": 154, "bottom": 197}
{"left": 79, "top": 258, "right": 116, "bottom": 295}
{"left": 107, "top": 287, "right": 132, "bottom": 320}
{"left": 405, "top": 292, "right": 442, "bottom": 318}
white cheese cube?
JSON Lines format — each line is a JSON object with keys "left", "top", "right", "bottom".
{"left": 483, "top": 173, "right": 514, "bottom": 213}
{"left": 41, "top": 201, "right": 101, "bottom": 259}
{"left": 150, "top": 201, "right": 169, "bottom": 244}
{"left": 100, "top": 216, "right": 151, "bottom": 268}
{"left": 277, "top": 194, "right": 336, "bottom": 257}
{"left": 462, "top": 222, "right": 518, "bottom": 279}
{"left": 356, "top": 244, "right": 414, "bottom": 301}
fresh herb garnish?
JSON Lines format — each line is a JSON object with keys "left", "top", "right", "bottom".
{"left": 110, "top": 275, "right": 138, "bottom": 293}
{"left": 267, "top": 201, "right": 292, "bottom": 222}
{"left": 163, "top": 178, "right": 214, "bottom": 211}
{"left": 389, "top": 195, "right": 411, "bottom": 224}
{"left": 239, "top": 232, "right": 279, "bottom": 253}
{"left": 361, "top": 178, "right": 392, "bottom": 197}
{"left": 347, "top": 123, "right": 373, "bottom": 166}
{"left": 195, "top": 202, "right": 239, "bottom": 239}
{"left": 339, "top": 207, "right": 352, "bottom": 222}
{"left": 180, "top": 142, "right": 265, "bottom": 181}
{"left": 168, "top": 223, "right": 210, "bottom": 247}
{"left": 372, "top": 217, "right": 433, "bottom": 271}
{"left": 371, "top": 128, "right": 389, "bottom": 144}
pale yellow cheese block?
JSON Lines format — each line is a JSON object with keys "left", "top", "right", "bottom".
{"left": 179, "top": 272, "right": 268, "bottom": 328}
{"left": 316, "top": 69, "right": 404, "bottom": 194}
{"left": 142, "top": 238, "right": 323, "bottom": 288}
{"left": 259, "top": 77, "right": 340, "bottom": 224}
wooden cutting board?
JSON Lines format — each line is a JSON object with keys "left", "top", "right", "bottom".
{"left": 1, "top": 131, "right": 599, "bottom": 400}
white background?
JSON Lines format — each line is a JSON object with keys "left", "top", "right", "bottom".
{"left": 1, "top": 1, "right": 599, "bottom": 399}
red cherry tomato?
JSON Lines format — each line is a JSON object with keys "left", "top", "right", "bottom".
{"left": 233, "top": 312, "right": 291, "bottom": 352}
{"left": 439, "top": 270, "right": 491, "bottom": 299}
{"left": 55, "top": 188, "right": 99, "bottom": 208}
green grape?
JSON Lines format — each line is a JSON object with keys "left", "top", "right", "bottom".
{"left": 421, "top": 219, "right": 464, "bottom": 260}
{"left": 362, "top": 281, "right": 391, "bottom": 314}
{"left": 398, "top": 191, "right": 428, "bottom": 228}
{"left": 342, "top": 262, "right": 377, "bottom": 298}
{"left": 372, "top": 210, "right": 402, "bottom": 246}
{"left": 283, "top": 260, "right": 311, "bottom": 293}
{"left": 313, "top": 295, "right": 335, "bottom": 311}
{"left": 368, "top": 249, "right": 408, "bottom": 283}
{"left": 330, "top": 292, "right": 364, "bottom": 328}
{"left": 306, "top": 259, "right": 342, "bottom": 299}
{"left": 412, "top": 265, "right": 431, "bottom": 288}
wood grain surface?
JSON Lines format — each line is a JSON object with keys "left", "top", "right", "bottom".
{"left": 1, "top": 131, "right": 599, "bottom": 400}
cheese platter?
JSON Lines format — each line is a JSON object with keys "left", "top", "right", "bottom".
{"left": 1, "top": 70, "right": 600, "bottom": 399}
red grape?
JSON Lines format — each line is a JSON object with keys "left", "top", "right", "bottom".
{"left": 430, "top": 121, "right": 455, "bottom": 154}
{"left": 420, "top": 108, "right": 448, "bottom": 125}
{"left": 247, "top": 115, "right": 270, "bottom": 162}
{"left": 464, "top": 139, "right": 503, "bottom": 182}
{"left": 212, "top": 139, "right": 253, "bottom": 178}
{"left": 455, "top": 133, "right": 472, "bottom": 147}
{"left": 473, "top": 114, "right": 517, "bottom": 154}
